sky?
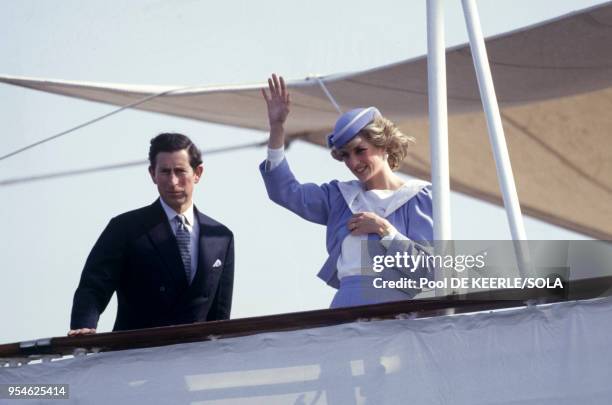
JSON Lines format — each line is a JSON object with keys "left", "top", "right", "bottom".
{"left": 0, "top": 0, "right": 603, "bottom": 345}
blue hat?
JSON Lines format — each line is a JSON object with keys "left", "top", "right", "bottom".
{"left": 327, "top": 107, "right": 381, "bottom": 149}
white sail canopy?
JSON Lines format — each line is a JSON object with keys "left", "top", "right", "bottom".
{"left": 1, "top": 2, "right": 611, "bottom": 238}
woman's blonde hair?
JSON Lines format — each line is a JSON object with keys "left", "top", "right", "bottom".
{"left": 331, "top": 115, "right": 414, "bottom": 170}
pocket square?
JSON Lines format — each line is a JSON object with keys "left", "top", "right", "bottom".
{"left": 212, "top": 259, "right": 223, "bottom": 269}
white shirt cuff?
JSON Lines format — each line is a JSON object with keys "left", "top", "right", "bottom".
{"left": 266, "top": 146, "right": 285, "bottom": 171}
{"left": 380, "top": 229, "right": 408, "bottom": 249}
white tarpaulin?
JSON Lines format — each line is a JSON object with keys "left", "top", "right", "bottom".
{"left": 1, "top": 297, "right": 611, "bottom": 404}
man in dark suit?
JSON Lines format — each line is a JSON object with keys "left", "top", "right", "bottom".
{"left": 69, "top": 133, "right": 234, "bottom": 335}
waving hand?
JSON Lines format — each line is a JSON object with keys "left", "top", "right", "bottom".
{"left": 262, "top": 74, "right": 290, "bottom": 149}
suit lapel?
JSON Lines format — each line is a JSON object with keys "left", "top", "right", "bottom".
{"left": 192, "top": 207, "right": 223, "bottom": 294}
{"left": 147, "top": 199, "right": 189, "bottom": 288}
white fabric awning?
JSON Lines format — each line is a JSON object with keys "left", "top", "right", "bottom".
{"left": 1, "top": 2, "right": 611, "bottom": 238}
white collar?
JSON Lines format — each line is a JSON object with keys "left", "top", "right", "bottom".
{"left": 337, "top": 179, "right": 430, "bottom": 216}
{"left": 159, "top": 198, "right": 196, "bottom": 226}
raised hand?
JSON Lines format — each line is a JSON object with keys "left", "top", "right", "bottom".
{"left": 261, "top": 73, "right": 290, "bottom": 127}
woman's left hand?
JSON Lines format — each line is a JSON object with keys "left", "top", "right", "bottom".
{"left": 347, "top": 212, "right": 396, "bottom": 237}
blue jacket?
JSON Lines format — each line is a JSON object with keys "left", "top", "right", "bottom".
{"left": 260, "top": 158, "right": 433, "bottom": 289}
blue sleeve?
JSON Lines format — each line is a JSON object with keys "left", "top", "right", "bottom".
{"left": 259, "top": 158, "right": 331, "bottom": 225}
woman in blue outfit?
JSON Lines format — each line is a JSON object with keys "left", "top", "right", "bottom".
{"left": 260, "top": 74, "right": 434, "bottom": 308}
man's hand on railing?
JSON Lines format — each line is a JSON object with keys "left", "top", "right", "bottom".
{"left": 67, "top": 328, "right": 97, "bottom": 336}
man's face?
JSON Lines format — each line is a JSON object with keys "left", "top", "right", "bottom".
{"left": 149, "top": 149, "right": 203, "bottom": 213}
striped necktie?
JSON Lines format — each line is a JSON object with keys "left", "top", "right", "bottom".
{"left": 175, "top": 215, "right": 192, "bottom": 283}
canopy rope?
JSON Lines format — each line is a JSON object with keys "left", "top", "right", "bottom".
{"left": 0, "top": 140, "right": 267, "bottom": 186}
{"left": 313, "top": 76, "right": 343, "bottom": 114}
{"left": 0, "top": 86, "right": 195, "bottom": 161}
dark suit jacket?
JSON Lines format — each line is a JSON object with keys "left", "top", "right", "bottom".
{"left": 70, "top": 199, "right": 234, "bottom": 331}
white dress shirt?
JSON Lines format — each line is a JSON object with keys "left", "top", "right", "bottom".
{"left": 336, "top": 188, "right": 416, "bottom": 279}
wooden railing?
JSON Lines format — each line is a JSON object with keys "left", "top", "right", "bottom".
{"left": 1, "top": 276, "right": 610, "bottom": 361}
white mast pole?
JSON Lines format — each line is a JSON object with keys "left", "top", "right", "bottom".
{"left": 427, "top": 0, "right": 451, "bottom": 242}
{"left": 427, "top": 0, "right": 452, "bottom": 296}
{"left": 461, "top": 0, "right": 530, "bottom": 275}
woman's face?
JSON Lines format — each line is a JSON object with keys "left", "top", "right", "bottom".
{"left": 336, "top": 135, "right": 387, "bottom": 184}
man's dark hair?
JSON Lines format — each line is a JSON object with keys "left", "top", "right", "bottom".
{"left": 148, "top": 133, "right": 203, "bottom": 169}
